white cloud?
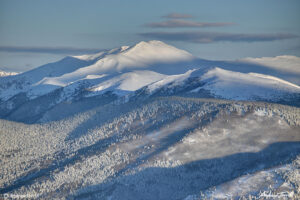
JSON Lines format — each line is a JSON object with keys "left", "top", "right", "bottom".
{"left": 240, "top": 55, "right": 300, "bottom": 75}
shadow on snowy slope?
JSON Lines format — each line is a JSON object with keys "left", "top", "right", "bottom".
{"left": 71, "top": 141, "right": 300, "bottom": 200}
{"left": 0, "top": 109, "right": 201, "bottom": 194}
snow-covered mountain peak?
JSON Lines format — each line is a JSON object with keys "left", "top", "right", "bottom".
{"left": 120, "top": 45, "right": 130, "bottom": 51}
{"left": 122, "top": 40, "right": 194, "bottom": 62}
{"left": 0, "top": 70, "right": 18, "bottom": 77}
{"left": 48, "top": 41, "right": 195, "bottom": 87}
{"left": 72, "top": 40, "right": 194, "bottom": 64}
{"left": 72, "top": 46, "right": 126, "bottom": 62}
{"left": 73, "top": 51, "right": 107, "bottom": 61}
{"left": 130, "top": 40, "right": 170, "bottom": 49}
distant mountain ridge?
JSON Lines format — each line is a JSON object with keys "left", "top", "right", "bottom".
{"left": 0, "top": 40, "right": 299, "bottom": 123}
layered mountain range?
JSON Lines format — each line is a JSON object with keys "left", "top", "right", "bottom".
{"left": 0, "top": 41, "right": 299, "bottom": 199}
{"left": 0, "top": 41, "right": 299, "bottom": 123}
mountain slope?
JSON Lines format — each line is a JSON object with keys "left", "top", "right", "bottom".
{"left": 193, "top": 67, "right": 300, "bottom": 101}
{"left": 135, "top": 67, "right": 300, "bottom": 103}
{"left": 0, "top": 97, "right": 299, "bottom": 199}
{"left": 87, "top": 70, "right": 167, "bottom": 97}
{"left": 1, "top": 66, "right": 299, "bottom": 124}
{"left": 0, "top": 56, "right": 94, "bottom": 101}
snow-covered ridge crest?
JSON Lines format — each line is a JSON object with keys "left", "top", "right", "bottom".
{"left": 72, "top": 45, "right": 130, "bottom": 61}
{"left": 141, "top": 67, "right": 300, "bottom": 101}
{"left": 197, "top": 67, "right": 300, "bottom": 100}
{"left": 248, "top": 72, "right": 300, "bottom": 89}
{"left": 66, "top": 66, "right": 300, "bottom": 102}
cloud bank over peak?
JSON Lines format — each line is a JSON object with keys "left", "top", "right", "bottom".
{"left": 0, "top": 46, "right": 102, "bottom": 55}
{"left": 240, "top": 55, "right": 300, "bottom": 75}
{"left": 145, "top": 19, "right": 235, "bottom": 28}
{"left": 139, "top": 31, "right": 298, "bottom": 43}
{"left": 162, "top": 13, "right": 193, "bottom": 19}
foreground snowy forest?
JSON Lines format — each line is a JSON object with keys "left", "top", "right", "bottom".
{"left": 1, "top": 97, "right": 299, "bottom": 199}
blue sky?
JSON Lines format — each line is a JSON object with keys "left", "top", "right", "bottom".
{"left": 0, "top": 0, "right": 300, "bottom": 72}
